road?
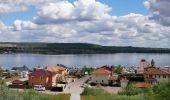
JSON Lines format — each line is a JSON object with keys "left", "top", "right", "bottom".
{"left": 64, "top": 76, "right": 89, "bottom": 100}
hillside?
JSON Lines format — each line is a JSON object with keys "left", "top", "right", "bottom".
{"left": 0, "top": 42, "right": 170, "bottom": 54}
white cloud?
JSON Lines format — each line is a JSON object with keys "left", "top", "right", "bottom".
{"left": 14, "top": 20, "right": 38, "bottom": 31}
{"left": 34, "top": 0, "right": 111, "bottom": 24}
{"left": 144, "top": 0, "right": 170, "bottom": 26}
{"left": 0, "top": 0, "right": 170, "bottom": 48}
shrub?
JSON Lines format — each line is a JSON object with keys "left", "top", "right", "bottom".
{"left": 118, "top": 84, "right": 142, "bottom": 96}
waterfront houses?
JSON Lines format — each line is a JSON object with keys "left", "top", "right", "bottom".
{"left": 28, "top": 65, "right": 69, "bottom": 88}
{"left": 144, "top": 67, "right": 170, "bottom": 85}
{"left": 47, "top": 65, "right": 69, "bottom": 82}
{"left": 91, "top": 66, "right": 118, "bottom": 85}
{"left": 28, "top": 69, "right": 57, "bottom": 88}
{"left": 10, "top": 65, "right": 30, "bottom": 78}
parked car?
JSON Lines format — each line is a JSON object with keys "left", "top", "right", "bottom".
{"left": 80, "top": 84, "right": 86, "bottom": 88}
{"left": 34, "top": 85, "right": 46, "bottom": 91}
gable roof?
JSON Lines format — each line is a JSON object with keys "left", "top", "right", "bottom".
{"left": 11, "top": 65, "right": 30, "bottom": 71}
{"left": 145, "top": 77, "right": 157, "bottom": 81}
{"left": 29, "top": 69, "right": 56, "bottom": 77}
{"left": 108, "top": 76, "right": 116, "bottom": 80}
{"left": 47, "top": 65, "right": 67, "bottom": 72}
{"left": 134, "top": 82, "right": 150, "bottom": 88}
{"left": 144, "top": 68, "right": 170, "bottom": 75}
{"left": 12, "top": 80, "right": 23, "bottom": 85}
{"left": 92, "top": 67, "right": 112, "bottom": 75}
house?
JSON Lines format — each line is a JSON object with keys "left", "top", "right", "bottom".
{"left": 47, "top": 65, "right": 69, "bottom": 82}
{"left": 28, "top": 69, "right": 57, "bottom": 88}
{"left": 91, "top": 66, "right": 118, "bottom": 85}
{"left": 144, "top": 67, "right": 170, "bottom": 85}
{"left": 10, "top": 65, "right": 30, "bottom": 78}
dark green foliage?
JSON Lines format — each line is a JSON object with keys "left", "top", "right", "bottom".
{"left": 153, "top": 80, "right": 170, "bottom": 100}
{"left": 1, "top": 42, "right": 170, "bottom": 54}
{"left": 125, "top": 74, "right": 144, "bottom": 82}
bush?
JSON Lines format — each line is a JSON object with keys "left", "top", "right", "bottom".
{"left": 118, "top": 84, "right": 142, "bottom": 96}
{"left": 152, "top": 80, "right": 170, "bottom": 100}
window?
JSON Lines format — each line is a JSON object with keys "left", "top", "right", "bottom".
{"left": 149, "top": 75, "right": 152, "bottom": 78}
{"left": 163, "top": 75, "right": 166, "bottom": 78}
{"left": 40, "top": 76, "right": 43, "bottom": 80}
{"left": 159, "top": 75, "right": 160, "bottom": 78}
{"left": 32, "top": 83, "right": 34, "bottom": 86}
{"left": 155, "top": 75, "right": 157, "bottom": 78}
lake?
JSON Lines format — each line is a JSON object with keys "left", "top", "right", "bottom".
{"left": 0, "top": 53, "right": 170, "bottom": 69}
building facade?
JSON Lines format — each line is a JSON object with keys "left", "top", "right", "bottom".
{"left": 28, "top": 69, "right": 57, "bottom": 88}
{"left": 91, "top": 66, "right": 118, "bottom": 85}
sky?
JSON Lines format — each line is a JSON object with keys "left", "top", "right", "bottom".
{"left": 0, "top": 0, "right": 170, "bottom": 48}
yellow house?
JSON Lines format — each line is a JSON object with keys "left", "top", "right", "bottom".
{"left": 47, "top": 65, "right": 69, "bottom": 82}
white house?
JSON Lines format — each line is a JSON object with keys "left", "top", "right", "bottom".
{"left": 91, "top": 66, "right": 118, "bottom": 85}
{"left": 10, "top": 66, "right": 30, "bottom": 78}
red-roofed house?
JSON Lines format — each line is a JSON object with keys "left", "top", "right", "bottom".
{"left": 91, "top": 67, "right": 118, "bottom": 85}
{"left": 144, "top": 67, "right": 170, "bottom": 85}
{"left": 28, "top": 69, "right": 58, "bottom": 88}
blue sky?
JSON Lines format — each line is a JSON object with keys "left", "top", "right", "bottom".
{"left": 2, "top": 0, "right": 148, "bottom": 25}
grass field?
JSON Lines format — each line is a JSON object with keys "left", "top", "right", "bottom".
{"left": 0, "top": 82, "right": 70, "bottom": 100}
{"left": 81, "top": 88, "right": 142, "bottom": 100}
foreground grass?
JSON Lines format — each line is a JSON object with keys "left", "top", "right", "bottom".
{"left": 81, "top": 88, "right": 143, "bottom": 100}
{"left": 0, "top": 84, "right": 70, "bottom": 100}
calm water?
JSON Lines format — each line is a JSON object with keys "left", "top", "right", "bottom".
{"left": 0, "top": 53, "right": 170, "bottom": 69}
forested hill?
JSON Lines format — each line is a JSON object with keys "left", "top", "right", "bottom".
{"left": 0, "top": 42, "right": 170, "bottom": 54}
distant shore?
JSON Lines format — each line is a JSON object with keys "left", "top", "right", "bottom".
{"left": 1, "top": 43, "right": 170, "bottom": 54}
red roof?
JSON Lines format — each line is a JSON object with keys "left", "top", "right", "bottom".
{"left": 120, "top": 78, "right": 129, "bottom": 83}
{"left": 29, "top": 69, "right": 56, "bottom": 77}
{"left": 108, "top": 76, "right": 116, "bottom": 80}
{"left": 12, "top": 80, "right": 23, "bottom": 85}
{"left": 92, "top": 67, "right": 112, "bottom": 75}
{"left": 145, "top": 77, "right": 157, "bottom": 81}
{"left": 144, "top": 68, "right": 170, "bottom": 75}
{"left": 134, "top": 82, "right": 150, "bottom": 88}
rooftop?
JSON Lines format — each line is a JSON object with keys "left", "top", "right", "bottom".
{"left": 92, "top": 67, "right": 112, "bottom": 75}
{"left": 144, "top": 67, "right": 170, "bottom": 75}
{"left": 29, "top": 69, "right": 56, "bottom": 77}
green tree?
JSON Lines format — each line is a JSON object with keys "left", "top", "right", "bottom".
{"left": 112, "top": 65, "right": 123, "bottom": 74}
{"left": 151, "top": 59, "right": 155, "bottom": 67}
{"left": 0, "top": 67, "right": 4, "bottom": 79}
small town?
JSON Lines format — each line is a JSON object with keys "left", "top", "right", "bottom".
{"left": 0, "top": 0, "right": 170, "bottom": 100}
{"left": 0, "top": 59, "right": 170, "bottom": 100}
